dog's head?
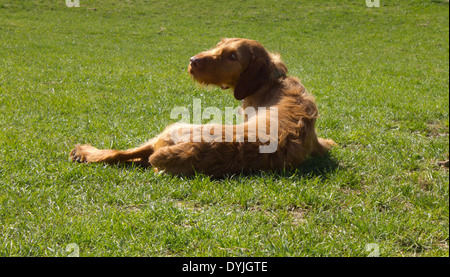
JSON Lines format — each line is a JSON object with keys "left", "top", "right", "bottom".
{"left": 188, "top": 38, "right": 287, "bottom": 100}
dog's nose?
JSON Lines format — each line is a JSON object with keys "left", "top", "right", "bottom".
{"left": 189, "top": 56, "right": 202, "bottom": 68}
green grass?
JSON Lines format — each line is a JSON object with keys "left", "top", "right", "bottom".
{"left": 0, "top": 0, "right": 448, "bottom": 257}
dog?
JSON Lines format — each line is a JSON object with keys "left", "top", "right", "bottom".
{"left": 70, "top": 38, "right": 335, "bottom": 177}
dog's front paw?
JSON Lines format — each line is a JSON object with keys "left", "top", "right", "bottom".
{"left": 69, "top": 144, "right": 97, "bottom": 163}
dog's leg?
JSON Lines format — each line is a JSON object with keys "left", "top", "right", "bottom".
{"left": 69, "top": 123, "right": 191, "bottom": 166}
{"left": 313, "top": 137, "right": 337, "bottom": 156}
{"left": 70, "top": 139, "right": 156, "bottom": 166}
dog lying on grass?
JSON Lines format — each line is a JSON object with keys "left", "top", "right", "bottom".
{"left": 70, "top": 38, "right": 335, "bottom": 177}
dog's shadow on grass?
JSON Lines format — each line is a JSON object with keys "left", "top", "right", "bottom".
{"left": 294, "top": 153, "right": 340, "bottom": 178}
{"left": 115, "top": 153, "right": 340, "bottom": 182}
{"left": 248, "top": 153, "right": 340, "bottom": 182}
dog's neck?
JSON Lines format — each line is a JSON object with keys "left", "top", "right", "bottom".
{"left": 240, "top": 79, "right": 281, "bottom": 110}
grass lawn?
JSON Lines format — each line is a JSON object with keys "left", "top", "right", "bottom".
{"left": 0, "top": 0, "right": 448, "bottom": 257}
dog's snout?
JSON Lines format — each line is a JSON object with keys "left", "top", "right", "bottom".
{"left": 189, "top": 56, "right": 203, "bottom": 68}
{"left": 189, "top": 57, "right": 197, "bottom": 66}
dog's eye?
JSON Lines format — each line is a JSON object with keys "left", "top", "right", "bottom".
{"left": 230, "top": 52, "right": 238, "bottom": 61}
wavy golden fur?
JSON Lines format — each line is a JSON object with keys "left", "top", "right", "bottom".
{"left": 70, "top": 38, "right": 335, "bottom": 177}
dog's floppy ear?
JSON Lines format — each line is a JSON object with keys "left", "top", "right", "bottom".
{"left": 234, "top": 57, "right": 270, "bottom": 101}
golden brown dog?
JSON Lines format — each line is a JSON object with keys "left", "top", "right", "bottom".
{"left": 70, "top": 38, "right": 335, "bottom": 177}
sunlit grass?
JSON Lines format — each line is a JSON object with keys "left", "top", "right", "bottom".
{"left": 0, "top": 0, "right": 448, "bottom": 256}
